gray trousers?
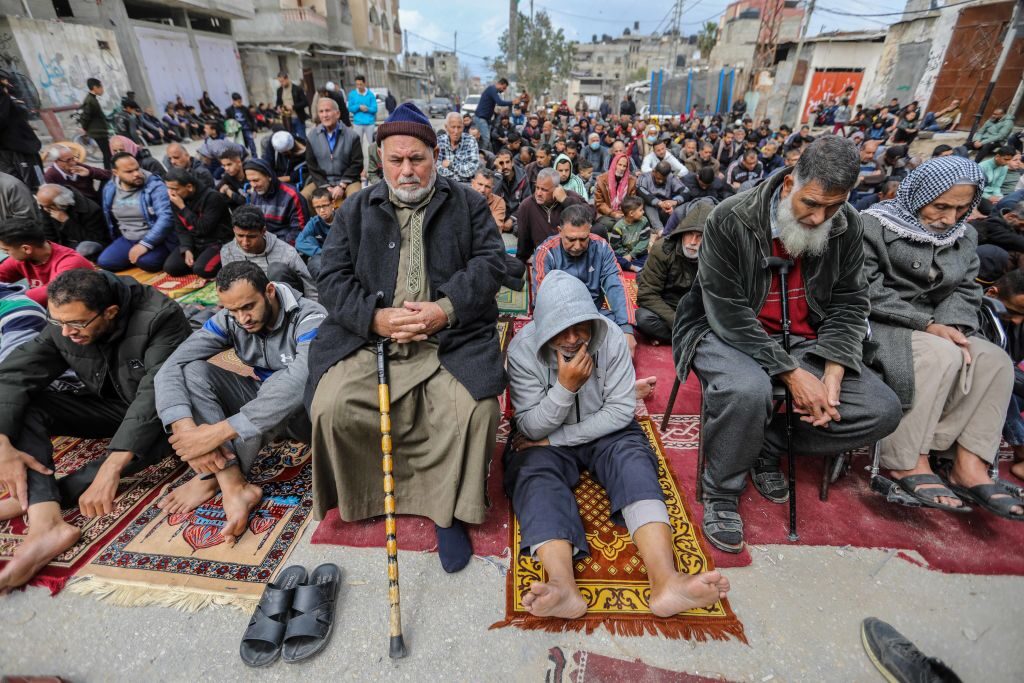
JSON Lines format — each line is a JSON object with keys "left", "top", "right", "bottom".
{"left": 644, "top": 205, "right": 670, "bottom": 235}
{"left": 635, "top": 307, "right": 672, "bottom": 342}
{"left": 183, "top": 360, "right": 311, "bottom": 475}
{"left": 691, "top": 332, "right": 901, "bottom": 500}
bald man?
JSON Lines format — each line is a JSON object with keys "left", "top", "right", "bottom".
{"left": 437, "top": 112, "right": 480, "bottom": 184}
{"left": 163, "top": 143, "right": 215, "bottom": 191}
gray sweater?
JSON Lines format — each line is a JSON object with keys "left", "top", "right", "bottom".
{"left": 154, "top": 283, "right": 326, "bottom": 441}
{"left": 507, "top": 270, "right": 635, "bottom": 447}
{"left": 220, "top": 232, "right": 318, "bottom": 301}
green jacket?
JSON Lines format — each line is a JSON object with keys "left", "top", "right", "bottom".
{"left": 0, "top": 272, "right": 191, "bottom": 455}
{"left": 79, "top": 92, "right": 110, "bottom": 140}
{"left": 672, "top": 169, "right": 869, "bottom": 379}
{"left": 635, "top": 201, "right": 711, "bottom": 325}
{"left": 977, "top": 114, "right": 1014, "bottom": 145}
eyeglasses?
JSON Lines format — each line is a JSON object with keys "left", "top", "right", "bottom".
{"left": 47, "top": 311, "right": 102, "bottom": 330}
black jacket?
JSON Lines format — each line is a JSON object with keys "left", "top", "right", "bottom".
{"left": 40, "top": 188, "right": 108, "bottom": 248}
{"left": 682, "top": 174, "right": 734, "bottom": 202}
{"left": 0, "top": 272, "right": 192, "bottom": 454}
{"left": 80, "top": 92, "right": 109, "bottom": 140}
{"left": 972, "top": 214, "right": 1024, "bottom": 254}
{"left": 173, "top": 185, "right": 233, "bottom": 253}
{"left": 307, "top": 176, "right": 507, "bottom": 404}
{"left": 276, "top": 84, "right": 310, "bottom": 122}
{"left": 0, "top": 89, "right": 41, "bottom": 156}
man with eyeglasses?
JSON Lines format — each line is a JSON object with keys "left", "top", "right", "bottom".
{"left": 0, "top": 269, "right": 190, "bottom": 593}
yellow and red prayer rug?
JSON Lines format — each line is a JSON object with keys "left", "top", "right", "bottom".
{"left": 0, "top": 437, "right": 182, "bottom": 595}
{"left": 491, "top": 417, "right": 746, "bottom": 642}
{"left": 69, "top": 440, "right": 313, "bottom": 611}
{"left": 116, "top": 268, "right": 208, "bottom": 300}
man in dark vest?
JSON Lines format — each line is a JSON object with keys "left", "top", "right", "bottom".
{"left": 305, "top": 98, "right": 363, "bottom": 206}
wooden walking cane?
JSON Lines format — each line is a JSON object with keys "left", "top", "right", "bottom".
{"left": 376, "top": 338, "right": 407, "bottom": 659}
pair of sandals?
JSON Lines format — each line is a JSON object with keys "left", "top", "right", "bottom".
{"left": 893, "top": 467, "right": 1024, "bottom": 522}
{"left": 703, "top": 459, "right": 788, "bottom": 553}
{"left": 240, "top": 563, "right": 341, "bottom": 667}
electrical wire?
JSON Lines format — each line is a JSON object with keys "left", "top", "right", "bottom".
{"left": 816, "top": 0, "right": 976, "bottom": 19}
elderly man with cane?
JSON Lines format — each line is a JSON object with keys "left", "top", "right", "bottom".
{"left": 672, "top": 136, "right": 902, "bottom": 553}
{"left": 307, "top": 103, "right": 507, "bottom": 577}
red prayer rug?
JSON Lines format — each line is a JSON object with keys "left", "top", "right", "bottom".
{"left": 545, "top": 646, "right": 737, "bottom": 683}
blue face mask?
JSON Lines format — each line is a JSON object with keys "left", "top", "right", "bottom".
{"left": 647, "top": 136, "right": 657, "bottom": 144}
{"left": 590, "top": 141, "right": 601, "bottom": 150}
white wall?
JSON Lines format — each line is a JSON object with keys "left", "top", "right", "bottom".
{"left": 133, "top": 24, "right": 203, "bottom": 109}
{"left": 195, "top": 33, "right": 248, "bottom": 109}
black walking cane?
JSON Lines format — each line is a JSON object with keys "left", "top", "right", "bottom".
{"left": 763, "top": 256, "right": 799, "bottom": 542}
{"left": 376, "top": 338, "right": 407, "bottom": 659}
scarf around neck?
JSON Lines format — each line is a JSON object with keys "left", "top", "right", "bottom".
{"left": 606, "top": 153, "right": 631, "bottom": 211}
{"left": 863, "top": 155, "right": 984, "bottom": 247}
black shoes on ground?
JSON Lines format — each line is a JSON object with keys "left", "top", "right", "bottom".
{"left": 435, "top": 520, "right": 473, "bottom": 573}
{"left": 861, "top": 617, "right": 962, "bottom": 683}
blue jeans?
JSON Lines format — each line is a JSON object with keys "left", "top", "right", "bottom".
{"left": 473, "top": 116, "right": 491, "bottom": 152}
{"left": 616, "top": 252, "right": 647, "bottom": 271}
{"left": 1003, "top": 394, "right": 1024, "bottom": 447}
{"left": 241, "top": 129, "right": 257, "bottom": 157}
{"left": 97, "top": 235, "right": 175, "bottom": 272}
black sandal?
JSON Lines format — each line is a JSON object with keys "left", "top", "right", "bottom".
{"left": 892, "top": 474, "right": 971, "bottom": 514}
{"left": 750, "top": 464, "right": 789, "bottom": 504}
{"left": 702, "top": 500, "right": 744, "bottom": 553}
{"left": 281, "top": 563, "right": 342, "bottom": 663}
{"left": 946, "top": 482, "right": 1024, "bottom": 522}
{"left": 240, "top": 564, "right": 307, "bottom": 667}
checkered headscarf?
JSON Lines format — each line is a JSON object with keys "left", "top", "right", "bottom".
{"left": 863, "top": 155, "right": 985, "bottom": 246}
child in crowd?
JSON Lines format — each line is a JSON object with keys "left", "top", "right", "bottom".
{"left": 295, "top": 187, "right": 335, "bottom": 279}
{"left": 220, "top": 206, "right": 318, "bottom": 302}
{"left": 609, "top": 196, "right": 651, "bottom": 272}
{"left": 577, "top": 156, "right": 596, "bottom": 201}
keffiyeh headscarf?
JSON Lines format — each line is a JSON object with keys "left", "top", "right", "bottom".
{"left": 863, "top": 155, "right": 984, "bottom": 247}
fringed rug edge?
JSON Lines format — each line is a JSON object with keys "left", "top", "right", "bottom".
{"left": 67, "top": 575, "right": 258, "bottom": 613}
{"left": 488, "top": 614, "right": 748, "bottom": 644}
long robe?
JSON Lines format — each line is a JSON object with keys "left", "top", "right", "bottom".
{"left": 310, "top": 189, "right": 500, "bottom": 526}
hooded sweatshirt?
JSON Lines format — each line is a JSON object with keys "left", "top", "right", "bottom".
{"left": 243, "top": 158, "right": 309, "bottom": 244}
{"left": 507, "top": 270, "right": 635, "bottom": 447}
{"left": 0, "top": 283, "right": 46, "bottom": 364}
{"left": 219, "top": 231, "right": 318, "bottom": 301}
{"left": 554, "top": 153, "right": 588, "bottom": 198}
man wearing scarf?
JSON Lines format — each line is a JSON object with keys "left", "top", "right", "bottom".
{"left": 673, "top": 137, "right": 902, "bottom": 552}
{"left": 862, "top": 156, "right": 1023, "bottom": 520}
{"left": 593, "top": 153, "right": 636, "bottom": 235}
{"left": 307, "top": 103, "right": 507, "bottom": 573}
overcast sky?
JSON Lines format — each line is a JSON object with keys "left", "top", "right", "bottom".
{"left": 399, "top": 0, "right": 904, "bottom": 76}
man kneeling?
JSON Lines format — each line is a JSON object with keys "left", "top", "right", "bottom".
{"left": 154, "top": 261, "right": 325, "bottom": 542}
{"left": 505, "top": 271, "right": 729, "bottom": 618}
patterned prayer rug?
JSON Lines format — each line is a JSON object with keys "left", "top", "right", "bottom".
{"left": 116, "top": 269, "right": 208, "bottom": 300}
{"left": 544, "top": 646, "right": 737, "bottom": 683}
{"left": 621, "top": 271, "right": 638, "bottom": 309}
{"left": 68, "top": 440, "right": 313, "bottom": 611}
{"left": 0, "top": 437, "right": 182, "bottom": 595}
{"left": 175, "top": 281, "right": 219, "bottom": 306}
{"left": 491, "top": 417, "right": 746, "bottom": 642}
{"left": 497, "top": 319, "right": 512, "bottom": 353}
{"left": 497, "top": 281, "right": 530, "bottom": 317}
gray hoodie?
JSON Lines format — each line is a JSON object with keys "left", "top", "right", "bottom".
{"left": 154, "top": 283, "right": 326, "bottom": 442}
{"left": 507, "top": 270, "right": 635, "bottom": 447}
{"left": 219, "top": 232, "right": 318, "bottom": 302}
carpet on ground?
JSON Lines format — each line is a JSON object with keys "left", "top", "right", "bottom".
{"left": 545, "top": 646, "right": 736, "bottom": 683}
{"left": 0, "top": 437, "right": 182, "bottom": 594}
{"left": 497, "top": 280, "right": 530, "bottom": 317}
{"left": 310, "top": 418, "right": 512, "bottom": 557}
{"left": 117, "top": 268, "right": 208, "bottom": 300}
{"left": 68, "top": 440, "right": 313, "bottom": 611}
{"left": 175, "top": 281, "right": 219, "bottom": 306}
{"left": 491, "top": 417, "right": 746, "bottom": 642}
{"left": 621, "top": 271, "right": 638, "bottom": 309}
{"left": 655, "top": 413, "right": 1024, "bottom": 576}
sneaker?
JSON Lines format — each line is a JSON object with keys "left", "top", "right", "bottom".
{"left": 860, "top": 618, "right": 962, "bottom": 683}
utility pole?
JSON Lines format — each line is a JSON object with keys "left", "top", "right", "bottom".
{"left": 967, "top": 0, "right": 1021, "bottom": 144}
{"left": 783, "top": 0, "right": 815, "bottom": 124}
{"left": 454, "top": 31, "right": 457, "bottom": 56}
{"left": 508, "top": 0, "right": 518, "bottom": 85}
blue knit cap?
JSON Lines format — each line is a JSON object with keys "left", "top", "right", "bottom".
{"left": 375, "top": 102, "right": 437, "bottom": 148}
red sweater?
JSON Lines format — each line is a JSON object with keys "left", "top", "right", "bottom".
{"left": 757, "top": 239, "right": 816, "bottom": 340}
{"left": 0, "top": 242, "right": 95, "bottom": 306}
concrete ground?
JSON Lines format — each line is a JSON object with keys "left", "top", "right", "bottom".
{"left": 3, "top": 523, "right": 1023, "bottom": 681}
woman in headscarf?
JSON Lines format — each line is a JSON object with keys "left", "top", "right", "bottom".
{"left": 862, "top": 155, "right": 1023, "bottom": 520}
{"left": 593, "top": 153, "right": 636, "bottom": 235}
{"left": 110, "top": 134, "right": 166, "bottom": 178}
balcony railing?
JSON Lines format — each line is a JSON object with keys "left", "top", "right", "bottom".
{"left": 281, "top": 8, "right": 327, "bottom": 28}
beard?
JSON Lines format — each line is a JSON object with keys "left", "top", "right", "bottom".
{"left": 682, "top": 245, "right": 700, "bottom": 260}
{"left": 776, "top": 193, "right": 832, "bottom": 258}
{"left": 386, "top": 166, "right": 436, "bottom": 204}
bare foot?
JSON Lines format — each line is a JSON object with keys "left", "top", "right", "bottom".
{"left": 0, "top": 520, "right": 80, "bottom": 595}
{"left": 635, "top": 376, "right": 657, "bottom": 401}
{"left": 1012, "top": 459, "right": 1024, "bottom": 483}
{"left": 0, "top": 497, "right": 23, "bottom": 522}
{"left": 158, "top": 475, "right": 219, "bottom": 514}
{"left": 649, "top": 570, "right": 730, "bottom": 617}
{"left": 890, "top": 463, "right": 962, "bottom": 508}
{"left": 522, "top": 577, "right": 587, "bottom": 619}
{"left": 220, "top": 483, "right": 263, "bottom": 544}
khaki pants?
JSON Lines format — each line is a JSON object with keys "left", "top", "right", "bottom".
{"left": 880, "top": 332, "right": 1013, "bottom": 469}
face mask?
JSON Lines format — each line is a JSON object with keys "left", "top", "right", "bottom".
{"left": 647, "top": 136, "right": 657, "bottom": 144}
{"left": 590, "top": 142, "right": 601, "bottom": 150}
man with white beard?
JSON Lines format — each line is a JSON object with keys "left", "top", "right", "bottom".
{"left": 306, "top": 103, "right": 507, "bottom": 573}
{"left": 671, "top": 136, "right": 901, "bottom": 553}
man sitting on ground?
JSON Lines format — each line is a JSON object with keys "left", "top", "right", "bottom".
{"left": 504, "top": 270, "right": 730, "bottom": 620}
{"left": 641, "top": 138, "right": 687, "bottom": 178}
{"left": 0, "top": 283, "right": 46, "bottom": 363}
{"left": 163, "top": 168, "right": 233, "bottom": 279}
{"left": 582, "top": 132, "right": 610, "bottom": 173}
{"left": 243, "top": 158, "right": 309, "bottom": 245}
{"left": 973, "top": 199, "right": 1024, "bottom": 265}
{"left": 673, "top": 136, "right": 901, "bottom": 552}
{"left": 684, "top": 143, "right": 720, "bottom": 177}
{"left": 637, "top": 161, "right": 686, "bottom": 235}
{"left": 636, "top": 200, "right": 711, "bottom": 343}
{"left": 97, "top": 152, "right": 176, "bottom": 272}
{"left": 35, "top": 184, "right": 108, "bottom": 260}
{"left": 0, "top": 269, "right": 191, "bottom": 593}
{"left": 163, "top": 142, "right": 215, "bottom": 192}
{"left": 682, "top": 166, "right": 733, "bottom": 203}
{"left": 42, "top": 144, "right": 110, "bottom": 204}
{"left": 517, "top": 168, "right": 590, "bottom": 261}
{"left": 154, "top": 261, "right": 325, "bottom": 540}
{"left": 217, "top": 148, "right": 248, "bottom": 210}
{"left": 295, "top": 187, "right": 335, "bottom": 279}
{"left": 262, "top": 131, "right": 307, "bottom": 187}
{"left": 436, "top": 112, "right": 480, "bottom": 184}
{"left": 305, "top": 98, "right": 363, "bottom": 204}
{"left": 725, "top": 149, "right": 765, "bottom": 190}
{"left": 220, "top": 206, "right": 317, "bottom": 301}
{"left": 979, "top": 147, "right": 1015, "bottom": 201}
{"left": 0, "top": 218, "right": 94, "bottom": 306}
{"left": 983, "top": 269, "right": 1024, "bottom": 482}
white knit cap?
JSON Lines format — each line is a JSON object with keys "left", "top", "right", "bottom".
{"left": 271, "top": 130, "right": 295, "bottom": 152}
{"left": 325, "top": 81, "right": 337, "bottom": 92}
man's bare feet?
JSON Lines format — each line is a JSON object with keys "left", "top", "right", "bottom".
{"left": 522, "top": 577, "right": 588, "bottom": 619}
{"left": 0, "top": 509, "right": 79, "bottom": 595}
{"left": 649, "top": 570, "right": 730, "bottom": 617}
{"left": 220, "top": 482, "right": 263, "bottom": 544}
{"left": 635, "top": 375, "right": 657, "bottom": 401}
{"left": 0, "top": 496, "right": 23, "bottom": 521}
{"left": 158, "top": 475, "right": 219, "bottom": 514}
{"left": 890, "top": 455, "right": 962, "bottom": 508}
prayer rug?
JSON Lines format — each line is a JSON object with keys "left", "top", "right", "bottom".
{"left": 491, "top": 417, "right": 746, "bottom": 642}
{"left": 144, "top": 272, "right": 208, "bottom": 299}
{"left": 621, "top": 271, "right": 638, "bottom": 309}
{"left": 544, "top": 646, "right": 736, "bottom": 683}
{"left": 68, "top": 440, "right": 313, "bottom": 611}
{"left": 0, "top": 437, "right": 182, "bottom": 595}
{"left": 497, "top": 319, "right": 512, "bottom": 353}
{"left": 114, "top": 268, "right": 162, "bottom": 286}
{"left": 175, "top": 281, "right": 219, "bottom": 306}
{"left": 497, "top": 281, "right": 530, "bottom": 317}
{"left": 655, "top": 413, "right": 1024, "bottom": 576}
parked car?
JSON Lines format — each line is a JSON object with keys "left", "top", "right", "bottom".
{"left": 409, "top": 99, "right": 430, "bottom": 117}
{"left": 461, "top": 94, "right": 481, "bottom": 117}
{"left": 428, "top": 97, "right": 453, "bottom": 118}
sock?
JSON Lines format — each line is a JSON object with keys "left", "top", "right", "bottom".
{"left": 435, "top": 521, "right": 472, "bottom": 573}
